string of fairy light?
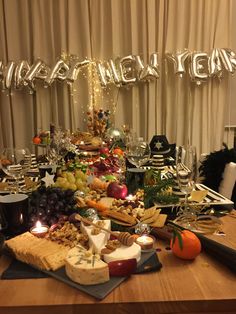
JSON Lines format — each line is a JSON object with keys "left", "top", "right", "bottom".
{"left": 67, "top": 55, "right": 120, "bottom": 132}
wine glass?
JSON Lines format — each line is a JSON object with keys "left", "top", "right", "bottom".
{"left": 126, "top": 139, "right": 151, "bottom": 168}
{"left": 175, "top": 145, "right": 197, "bottom": 228}
{"left": 0, "top": 148, "right": 32, "bottom": 193}
{"left": 46, "top": 129, "right": 68, "bottom": 166}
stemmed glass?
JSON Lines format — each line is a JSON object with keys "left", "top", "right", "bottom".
{"left": 126, "top": 139, "right": 151, "bottom": 168}
{"left": 0, "top": 148, "right": 32, "bottom": 193}
{"left": 125, "top": 139, "right": 151, "bottom": 193}
{"left": 46, "top": 129, "right": 68, "bottom": 167}
{"left": 175, "top": 145, "right": 197, "bottom": 229}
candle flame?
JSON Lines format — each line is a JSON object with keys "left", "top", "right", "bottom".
{"left": 138, "top": 235, "right": 153, "bottom": 243}
{"left": 36, "top": 221, "right": 42, "bottom": 228}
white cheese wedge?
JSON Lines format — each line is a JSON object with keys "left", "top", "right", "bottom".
{"left": 80, "top": 220, "right": 111, "bottom": 254}
{"left": 103, "top": 242, "right": 141, "bottom": 263}
{"left": 65, "top": 246, "right": 109, "bottom": 285}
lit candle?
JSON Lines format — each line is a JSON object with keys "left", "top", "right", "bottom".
{"left": 136, "top": 235, "right": 154, "bottom": 250}
{"left": 30, "top": 221, "right": 49, "bottom": 238}
{"left": 80, "top": 141, "right": 85, "bottom": 145}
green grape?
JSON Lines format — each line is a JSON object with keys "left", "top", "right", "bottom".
{"left": 61, "top": 171, "right": 68, "bottom": 178}
{"left": 68, "top": 183, "right": 77, "bottom": 191}
{"left": 75, "top": 178, "right": 84, "bottom": 189}
{"left": 61, "top": 181, "right": 71, "bottom": 189}
{"left": 67, "top": 172, "right": 76, "bottom": 183}
{"left": 75, "top": 170, "right": 87, "bottom": 181}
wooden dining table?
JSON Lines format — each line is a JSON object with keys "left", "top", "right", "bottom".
{"left": 0, "top": 212, "right": 236, "bottom": 314}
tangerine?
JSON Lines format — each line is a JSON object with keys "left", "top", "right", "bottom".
{"left": 170, "top": 230, "right": 201, "bottom": 260}
{"left": 33, "top": 136, "right": 41, "bottom": 145}
{"left": 113, "top": 148, "right": 124, "bottom": 156}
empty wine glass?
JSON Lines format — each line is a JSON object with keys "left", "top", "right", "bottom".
{"left": 0, "top": 148, "right": 32, "bottom": 193}
{"left": 175, "top": 145, "right": 197, "bottom": 228}
{"left": 46, "top": 129, "right": 68, "bottom": 166}
{"left": 126, "top": 139, "right": 151, "bottom": 168}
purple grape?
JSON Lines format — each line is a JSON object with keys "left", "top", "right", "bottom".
{"left": 29, "top": 186, "right": 77, "bottom": 228}
{"left": 37, "top": 209, "right": 45, "bottom": 217}
{"left": 45, "top": 208, "right": 52, "bottom": 215}
{"left": 49, "top": 193, "right": 58, "bottom": 201}
{"left": 49, "top": 217, "right": 58, "bottom": 226}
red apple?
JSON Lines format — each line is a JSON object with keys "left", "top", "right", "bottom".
{"left": 99, "top": 147, "right": 110, "bottom": 155}
{"left": 107, "top": 182, "right": 128, "bottom": 199}
{"left": 108, "top": 258, "right": 137, "bottom": 277}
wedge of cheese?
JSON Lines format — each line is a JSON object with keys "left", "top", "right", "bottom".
{"left": 103, "top": 242, "right": 141, "bottom": 264}
{"left": 65, "top": 246, "right": 109, "bottom": 285}
{"left": 80, "top": 220, "right": 111, "bottom": 254}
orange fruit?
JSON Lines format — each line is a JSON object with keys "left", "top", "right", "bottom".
{"left": 33, "top": 136, "right": 41, "bottom": 144}
{"left": 113, "top": 148, "right": 124, "bottom": 156}
{"left": 170, "top": 230, "right": 201, "bottom": 260}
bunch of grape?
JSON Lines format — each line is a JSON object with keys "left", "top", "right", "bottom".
{"left": 29, "top": 186, "right": 78, "bottom": 227}
{"left": 54, "top": 170, "right": 88, "bottom": 192}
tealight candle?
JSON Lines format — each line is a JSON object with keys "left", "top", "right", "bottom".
{"left": 136, "top": 235, "right": 154, "bottom": 250}
{"left": 30, "top": 221, "right": 49, "bottom": 238}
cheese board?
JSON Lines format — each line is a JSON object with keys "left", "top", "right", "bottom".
{"left": 2, "top": 249, "right": 161, "bottom": 300}
{"left": 42, "top": 250, "right": 161, "bottom": 299}
{"left": 3, "top": 218, "right": 162, "bottom": 300}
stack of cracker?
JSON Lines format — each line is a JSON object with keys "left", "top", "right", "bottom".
{"left": 140, "top": 206, "right": 167, "bottom": 228}
{"left": 5, "top": 232, "right": 70, "bottom": 271}
{"left": 105, "top": 210, "right": 137, "bottom": 226}
{"left": 152, "top": 155, "right": 165, "bottom": 171}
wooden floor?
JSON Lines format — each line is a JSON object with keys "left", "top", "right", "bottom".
{"left": 0, "top": 213, "right": 236, "bottom": 314}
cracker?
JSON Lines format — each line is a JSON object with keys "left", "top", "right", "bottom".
{"left": 140, "top": 206, "right": 157, "bottom": 222}
{"left": 44, "top": 247, "right": 69, "bottom": 271}
{"left": 141, "top": 209, "right": 161, "bottom": 224}
{"left": 189, "top": 190, "right": 208, "bottom": 202}
{"left": 109, "top": 218, "right": 134, "bottom": 226}
{"left": 5, "top": 232, "right": 69, "bottom": 271}
{"left": 150, "top": 214, "right": 167, "bottom": 228}
{"left": 105, "top": 210, "right": 136, "bottom": 225}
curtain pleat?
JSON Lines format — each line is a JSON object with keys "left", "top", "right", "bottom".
{"left": 0, "top": 0, "right": 234, "bottom": 157}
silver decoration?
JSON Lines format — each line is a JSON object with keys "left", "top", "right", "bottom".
{"left": 135, "top": 222, "right": 151, "bottom": 235}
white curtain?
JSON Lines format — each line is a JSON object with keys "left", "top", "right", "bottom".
{"left": 0, "top": 0, "right": 234, "bottom": 158}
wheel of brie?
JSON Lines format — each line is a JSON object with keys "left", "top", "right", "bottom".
{"left": 65, "top": 246, "right": 109, "bottom": 285}
{"left": 102, "top": 242, "right": 141, "bottom": 263}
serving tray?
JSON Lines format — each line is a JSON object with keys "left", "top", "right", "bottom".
{"left": 42, "top": 250, "right": 161, "bottom": 299}
{"left": 155, "top": 183, "right": 234, "bottom": 209}
{"left": 0, "top": 176, "right": 40, "bottom": 194}
{"left": 2, "top": 250, "right": 161, "bottom": 300}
